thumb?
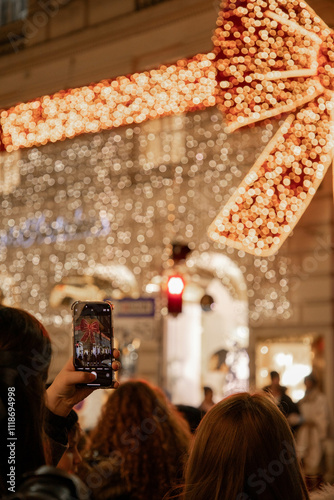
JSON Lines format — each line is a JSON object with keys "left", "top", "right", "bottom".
{"left": 63, "top": 368, "right": 97, "bottom": 386}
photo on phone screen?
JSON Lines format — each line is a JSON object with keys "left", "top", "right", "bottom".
{"left": 72, "top": 301, "right": 115, "bottom": 386}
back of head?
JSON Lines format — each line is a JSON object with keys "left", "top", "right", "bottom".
{"left": 85, "top": 380, "right": 191, "bottom": 500}
{"left": 270, "top": 371, "right": 280, "bottom": 383}
{"left": 304, "top": 372, "right": 318, "bottom": 388}
{"left": 0, "top": 306, "right": 52, "bottom": 495}
{"left": 176, "top": 405, "right": 202, "bottom": 433}
{"left": 183, "top": 392, "right": 309, "bottom": 500}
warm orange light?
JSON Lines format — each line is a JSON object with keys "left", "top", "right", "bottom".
{"left": 0, "top": 55, "right": 216, "bottom": 152}
{"left": 1, "top": 0, "right": 333, "bottom": 257}
{"left": 208, "top": 0, "right": 334, "bottom": 256}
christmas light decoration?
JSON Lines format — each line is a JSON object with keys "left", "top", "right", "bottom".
{"left": 0, "top": 111, "right": 292, "bottom": 326}
{"left": 208, "top": 0, "right": 334, "bottom": 256}
{"left": 1, "top": 0, "right": 333, "bottom": 259}
{"left": 0, "top": 55, "right": 216, "bottom": 151}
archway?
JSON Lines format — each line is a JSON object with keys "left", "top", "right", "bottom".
{"left": 164, "top": 251, "right": 249, "bottom": 406}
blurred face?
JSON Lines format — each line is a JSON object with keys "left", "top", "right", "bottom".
{"left": 57, "top": 427, "right": 82, "bottom": 474}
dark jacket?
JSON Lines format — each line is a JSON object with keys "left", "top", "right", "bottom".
{"left": 262, "top": 385, "right": 300, "bottom": 418}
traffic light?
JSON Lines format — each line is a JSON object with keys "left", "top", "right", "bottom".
{"left": 167, "top": 276, "right": 185, "bottom": 315}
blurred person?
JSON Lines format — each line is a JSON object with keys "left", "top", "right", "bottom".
{"left": 0, "top": 306, "right": 52, "bottom": 495}
{"left": 198, "top": 386, "right": 215, "bottom": 414}
{"left": 78, "top": 380, "right": 191, "bottom": 500}
{"left": 181, "top": 392, "right": 310, "bottom": 500}
{"left": 263, "top": 370, "right": 300, "bottom": 425}
{"left": 296, "top": 373, "right": 330, "bottom": 491}
{"left": 176, "top": 405, "right": 202, "bottom": 433}
{"left": 57, "top": 410, "right": 82, "bottom": 475}
{"left": 0, "top": 305, "right": 120, "bottom": 497}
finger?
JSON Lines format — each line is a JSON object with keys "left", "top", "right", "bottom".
{"left": 64, "top": 356, "right": 76, "bottom": 371}
{"left": 65, "top": 357, "right": 99, "bottom": 382}
{"left": 112, "top": 349, "right": 120, "bottom": 359}
{"left": 113, "top": 381, "right": 120, "bottom": 389}
{"left": 63, "top": 369, "right": 97, "bottom": 386}
{"left": 112, "top": 361, "right": 121, "bottom": 371}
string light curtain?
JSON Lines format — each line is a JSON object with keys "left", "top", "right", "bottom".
{"left": 0, "top": 110, "right": 290, "bottom": 327}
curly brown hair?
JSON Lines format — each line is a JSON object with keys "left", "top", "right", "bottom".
{"left": 83, "top": 380, "right": 191, "bottom": 500}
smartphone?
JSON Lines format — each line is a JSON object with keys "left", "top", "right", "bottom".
{"left": 72, "top": 300, "right": 116, "bottom": 387}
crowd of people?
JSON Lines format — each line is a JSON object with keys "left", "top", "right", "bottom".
{"left": 1, "top": 305, "right": 333, "bottom": 500}
{"left": 261, "top": 370, "right": 330, "bottom": 491}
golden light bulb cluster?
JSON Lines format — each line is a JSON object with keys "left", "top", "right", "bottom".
{"left": 0, "top": 54, "right": 216, "bottom": 152}
{"left": 209, "top": 0, "right": 334, "bottom": 255}
{"left": 212, "top": 0, "right": 333, "bottom": 130}
{"left": 209, "top": 96, "right": 334, "bottom": 255}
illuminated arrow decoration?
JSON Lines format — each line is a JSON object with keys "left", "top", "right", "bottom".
{"left": 0, "top": 0, "right": 333, "bottom": 256}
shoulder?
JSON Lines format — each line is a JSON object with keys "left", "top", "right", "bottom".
{"left": 78, "top": 456, "right": 131, "bottom": 499}
{"left": 310, "top": 484, "right": 334, "bottom": 500}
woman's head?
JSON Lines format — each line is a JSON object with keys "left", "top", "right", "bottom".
{"left": 86, "top": 380, "right": 191, "bottom": 500}
{"left": 304, "top": 372, "right": 318, "bottom": 391}
{"left": 0, "top": 306, "right": 52, "bottom": 493}
{"left": 183, "top": 392, "right": 309, "bottom": 500}
{"left": 0, "top": 305, "right": 51, "bottom": 380}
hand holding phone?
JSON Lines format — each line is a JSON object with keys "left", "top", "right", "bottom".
{"left": 72, "top": 301, "right": 117, "bottom": 387}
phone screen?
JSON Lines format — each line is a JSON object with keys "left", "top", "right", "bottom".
{"left": 72, "top": 301, "right": 115, "bottom": 386}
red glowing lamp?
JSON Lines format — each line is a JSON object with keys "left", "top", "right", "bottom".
{"left": 167, "top": 276, "right": 185, "bottom": 315}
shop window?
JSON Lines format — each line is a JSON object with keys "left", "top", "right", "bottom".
{"left": 256, "top": 336, "right": 315, "bottom": 401}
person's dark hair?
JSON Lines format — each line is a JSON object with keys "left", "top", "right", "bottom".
{"left": 182, "top": 392, "right": 310, "bottom": 500}
{"left": 270, "top": 371, "right": 280, "bottom": 380}
{"left": 175, "top": 405, "right": 202, "bottom": 433}
{"left": 214, "top": 349, "right": 227, "bottom": 369}
{"left": 0, "top": 306, "right": 52, "bottom": 495}
{"left": 64, "top": 410, "right": 79, "bottom": 433}
{"left": 203, "top": 386, "right": 212, "bottom": 396}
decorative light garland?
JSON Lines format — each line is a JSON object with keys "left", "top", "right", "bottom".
{"left": 0, "top": 55, "right": 216, "bottom": 151}
{"left": 0, "top": 111, "right": 292, "bottom": 325}
{"left": 208, "top": 0, "right": 334, "bottom": 256}
{"left": 0, "top": 0, "right": 333, "bottom": 258}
